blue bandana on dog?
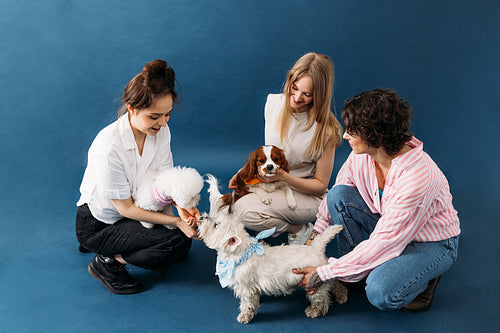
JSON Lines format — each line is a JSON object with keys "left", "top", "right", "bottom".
{"left": 215, "top": 227, "right": 276, "bottom": 288}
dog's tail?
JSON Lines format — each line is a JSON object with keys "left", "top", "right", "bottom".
{"left": 310, "top": 225, "right": 343, "bottom": 252}
{"left": 205, "top": 174, "right": 224, "bottom": 216}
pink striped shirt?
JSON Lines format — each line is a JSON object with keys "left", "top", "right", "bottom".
{"left": 315, "top": 137, "right": 460, "bottom": 282}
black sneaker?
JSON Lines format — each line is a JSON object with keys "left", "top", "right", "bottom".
{"left": 88, "top": 254, "right": 141, "bottom": 295}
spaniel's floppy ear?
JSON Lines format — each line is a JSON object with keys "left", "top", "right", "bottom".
{"left": 239, "top": 149, "right": 259, "bottom": 181}
{"left": 273, "top": 146, "right": 290, "bottom": 172}
{"left": 281, "top": 150, "right": 291, "bottom": 173}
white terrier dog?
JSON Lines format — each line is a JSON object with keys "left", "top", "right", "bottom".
{"left": 134, "top": 166, "right": 204, "bottom": 229}
{"left": 199, "top": 175, "right": 348, "bottom": 324}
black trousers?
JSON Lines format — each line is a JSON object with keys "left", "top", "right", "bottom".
{"left": 75, "top": 204, "right": 192, "bottom": 274}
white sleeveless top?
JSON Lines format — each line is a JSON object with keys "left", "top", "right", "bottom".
{"left": 264, "top": 94, "right": 318, "bottom": 179}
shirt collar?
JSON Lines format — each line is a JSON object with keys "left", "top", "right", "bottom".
{"left": 391, "top": 136, "right": 423, "bottom": 168}
{"left": 118, "top": 113, "right": 137, "bottom": 151}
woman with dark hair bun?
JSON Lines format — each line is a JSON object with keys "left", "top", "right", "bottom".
{"left": 295, "top": 89, "right": 460, "bottom": 313}
{"left": 75, "top": 59, "right": 199, "bottom": 295}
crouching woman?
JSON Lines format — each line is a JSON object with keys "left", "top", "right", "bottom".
{"left": 295, "top": 89, "right": 460, "bottom": 312}
{"left": 75, "top": 59, "right": 199, "bottom": 295}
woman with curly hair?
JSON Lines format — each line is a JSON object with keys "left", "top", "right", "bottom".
{"left": 295, "top": 89, "right": 460, "bottom": 313}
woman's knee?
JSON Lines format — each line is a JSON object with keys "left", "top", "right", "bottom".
{"left": 328, "top": 185, "right": 360, "bottom": 207}
{"left": 239, "top": 210, "right": 269, "bottom": 230}
{"left": 158, "top": 228, "right": 192, "bottom": 250}
{"left": 239, "top": 210, "right": 291, "bottom": 234}
{"left": 327, "top": 185, "right": 355, "bottom": 224}
{"left": 365, "top": 275, "right": 404, "bottom": 311}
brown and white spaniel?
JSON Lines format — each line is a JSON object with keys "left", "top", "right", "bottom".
{"left": 221, "top": 145, "right": 297, "bottom": 213}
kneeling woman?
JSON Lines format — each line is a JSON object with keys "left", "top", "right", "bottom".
{"left": 296, "top": 89, "right": 460, "bottom": 312}
{"left": 76, "top": 60, "right": 199, "bottom": 295}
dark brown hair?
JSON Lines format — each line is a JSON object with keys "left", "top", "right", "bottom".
{"left": 342, "top": 89, "right": 412, "bottom": 156}
{"left": 119, "top": 59, "right": 177, "bottom": 116}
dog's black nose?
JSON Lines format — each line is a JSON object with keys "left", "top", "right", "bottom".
{"left": 266, "top": 164, "right": 274, "bottom": 171}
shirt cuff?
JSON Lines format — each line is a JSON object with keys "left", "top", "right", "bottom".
{"left": 316, "top": 258, "right": 337, "bottom": 281}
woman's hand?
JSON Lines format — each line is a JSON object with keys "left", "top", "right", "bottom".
{"left": 293, "top": 266, "right": 323, "bottom": 295}
{"left": 259, "top": 168, "right": 288, "bottom": 183}
{"left": 228, "top": 173, "right": 238, "bottom": 189}
{"left": 177, "top": 207, "right": 200, "bottom": 226}
{"left": 176, "top": 217, "right": 200, "bottom": 240}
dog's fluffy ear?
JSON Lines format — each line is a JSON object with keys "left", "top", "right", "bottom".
{"left": 274, "top": 146, "right": 290, "bottom": 172}
{"left": 239, "top": 149, "right": 259, "bottom": 182}
{"left": 227, "top": 236, "right": 242, "bottom": 252}
{"left": 281, "top": 153, "right": 290, "bottom": 173}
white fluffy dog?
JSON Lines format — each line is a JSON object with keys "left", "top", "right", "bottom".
{"left": 199, "top": 175, "right": 348, "bottom": 324}
{"left": 134, "top": 166, "right": 204, "bottom": 229}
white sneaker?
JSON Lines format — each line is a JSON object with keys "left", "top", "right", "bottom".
{"left": 288, "top": 223, "right": 313, "bottom": 245}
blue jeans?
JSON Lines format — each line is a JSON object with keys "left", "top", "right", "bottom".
{"left": 327, "top": 185, "right": 459, "bottom": 310}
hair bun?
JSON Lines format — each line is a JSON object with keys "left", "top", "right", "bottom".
{"left": 142, "top": 59, "right": 175, "bottom": 93}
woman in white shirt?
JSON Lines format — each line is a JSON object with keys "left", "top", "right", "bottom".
{"left": 229, "top": 53, "right": 343, "bottom": 244}
{"left": 76, "top": 59, "right": 199, "bottom": 295}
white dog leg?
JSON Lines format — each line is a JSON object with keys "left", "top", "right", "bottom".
{"left": 140, "top": 221, "right": 154, "bottom": 229}
{"left": 282, "top": 186, "right": 297, "bottom": 209}
{"left": 305, "top": 284, "right": 331, "bottom": 318}
{"left": 237, "top": 291, "right": 260, "bottom": 324}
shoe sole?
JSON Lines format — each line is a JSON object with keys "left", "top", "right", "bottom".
{"left": 88, "top": 262, "right": 141, "bottom": 295}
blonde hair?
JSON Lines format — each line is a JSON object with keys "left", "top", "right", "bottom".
{"left": 278, "top": 52, "right": 342, "bottom": 159}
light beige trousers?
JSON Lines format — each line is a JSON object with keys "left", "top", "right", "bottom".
{"left": 232, "top": 189, "right": 323, "bottom": 236}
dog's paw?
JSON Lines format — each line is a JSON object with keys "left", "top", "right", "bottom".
{"left": 287, "top": 200, "right": 297, "bottom": 209}
{"left": 237, "top": 311, "right": 255, "bottom": 324}
{"left": 140, "top": 222, "right": 154, "bottom": 229}
{"left": 335, "top": 292, "right": 348, "bottom": 304}
{"left": 261, "top": 197, "right": 272, "bottom": 205}
{"left": 305, "top": 304, "right": 329, "bottom": 318}
{"left": 334, "top": 286, "right": 348, "bottom": 304}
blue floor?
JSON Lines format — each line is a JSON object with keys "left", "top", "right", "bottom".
{"left": 1, "top": 149, "right": 497, "bottom": 333}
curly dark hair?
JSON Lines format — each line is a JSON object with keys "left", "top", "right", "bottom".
{"left": 342, "top": 89, "right": 413, "bottom": 156}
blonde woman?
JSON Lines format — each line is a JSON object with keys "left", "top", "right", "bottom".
{"left": 229, "top": 52, "right": 342, "bottom": 244}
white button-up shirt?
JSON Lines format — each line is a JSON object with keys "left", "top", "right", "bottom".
{"left": 77, "top": 113, "right": 173, "bottom": 223}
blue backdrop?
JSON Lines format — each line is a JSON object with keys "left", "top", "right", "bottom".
{"left": 0, "top": 1, "right": 498, "bottom": 332}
